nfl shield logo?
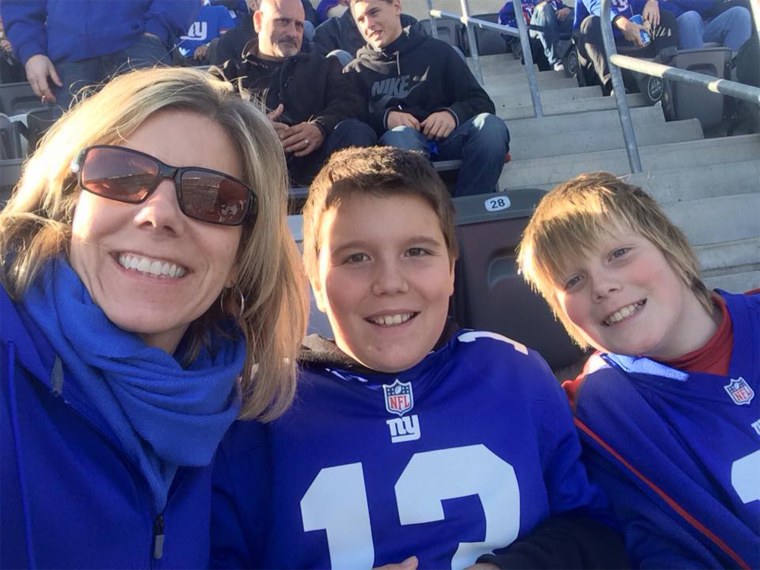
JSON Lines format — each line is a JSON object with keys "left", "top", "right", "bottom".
{"left": 724, "top": 377, "right": 755, "bottom": 406}
{"left": 383, "top": 380, "right": 414, "bottom": 416}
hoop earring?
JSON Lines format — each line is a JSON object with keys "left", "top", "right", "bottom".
{"left": 220, "top": 286, "right": 246, "bottom": 321}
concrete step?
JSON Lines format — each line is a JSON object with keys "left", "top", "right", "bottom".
{"left": 501, "top": 134, "right": 760, "bottom": 188}
{"left": 510, "top": 118, "right": 703, "bottom": 160}
{"left": 480, "top": 63, "right": 564, "bottom": 79}
{"left": 629, "top": 160, "right": 760, "bottom": 203}
{"left": 494, "top": 86, "right": 603, "bottom": 110}
{"left": 485, "top": 75, "right": 578, "bottom": 95}
{"left": 498, "top": 93, "right": 648, "bottom": 120}
{"left": 661, "top": 193, "right": 760, "bottom": 247}
{"left": 698, "top": 238, "right": 760, "bottom": 293}
{"left": 696, "top": 237, "right": 760, "bottom": 276}
{"left": 703, "top": 271, "right": 760, "bottom": 294}
{"left": 507, "top": 104, "right": 667, "bottom": 138}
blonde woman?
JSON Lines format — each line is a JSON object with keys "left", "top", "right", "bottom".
{"left": 0, "top": 67, "right": 308, "bottom": 568}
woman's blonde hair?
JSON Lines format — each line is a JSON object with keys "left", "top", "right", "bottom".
{"left": 0, "top": 67, "right": 308, "bottom": 421}
{"left": 517, "top": 172, "right": 711, "bottom": 348}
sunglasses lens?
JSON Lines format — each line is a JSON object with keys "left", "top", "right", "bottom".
{"left": 81, "top": 147, "right": 159, "bottom": 202}
{"left": 180, "top": 170, "right": 251, "bottom": 225}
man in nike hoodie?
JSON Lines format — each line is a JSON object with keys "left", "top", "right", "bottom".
{"left": 344, "top": 0, "right": 510, "bottom": 197}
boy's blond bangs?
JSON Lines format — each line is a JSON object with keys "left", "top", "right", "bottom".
{"left": 518, "top": 173, "right": 713, "bottom": 346}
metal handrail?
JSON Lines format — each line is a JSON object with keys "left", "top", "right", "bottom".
{"left": 428, "top": 0, "right": 544, "bottom": 117}
{"left": 599, "top": 0, "right": 760, "bottom": 173}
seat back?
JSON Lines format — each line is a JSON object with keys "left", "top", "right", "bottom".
{"left": 0, "top": 114, "right": 24, "bottom": 160}
{"left": 463, "top": 13, "right": 509, "bottom": 56}
{"left": 417, "top": 18, "right": 463, "bottom": 50}
{"left": 670, "top": 47, "right": 732, "bottom": 129}
{"left": 0, "top": 82, "right": 39, "bottom": 116}
{"left": 451, "top": 189, "right": 583, "bottom": 371}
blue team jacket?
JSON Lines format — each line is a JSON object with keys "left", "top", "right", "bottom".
{"left": 572, "top": 290, "right": 760, "bottom": 569}
{"left": 1, "top": 286, "right": 215, "bottom": 569}
{"left": 1, "top": 0, "right": 198, "bottom": 65}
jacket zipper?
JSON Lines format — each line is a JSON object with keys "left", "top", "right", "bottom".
{"left": 153, "top": 514, "right": 165, "bottom": 560}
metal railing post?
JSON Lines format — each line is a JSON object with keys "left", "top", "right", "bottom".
{"left": 512, "top": 0, "right": 543, "bottom": 117}
{"left": 459, "top": 0, "right": 483, "bottom": 83}
{"left": 599, "top": 0, "right": 643, "bottom": 172}
{"left": 426, "top": 0, "right": 439, "bottom": 39}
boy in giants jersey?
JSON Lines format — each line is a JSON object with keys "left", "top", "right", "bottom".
{"left": 210, "top": 148, "right": 627, "bottom": 569}
{"left": 518, "top": 172, "right": 760, "bottom": 568}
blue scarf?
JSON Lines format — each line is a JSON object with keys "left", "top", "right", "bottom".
{"left": 22, "top": 257, "right": 245, "bottom": 510}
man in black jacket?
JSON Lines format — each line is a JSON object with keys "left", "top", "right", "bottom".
{"left": 218, "top": 0, "right": 376, "bottom": 185}
{"left": 344, "top": 0, "right": 510, "bottom": 196}
{"left": 312, "top": 7, "right": 416, "bottom": 65}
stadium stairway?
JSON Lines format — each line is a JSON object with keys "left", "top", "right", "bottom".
{"left": 476, "top": 53, "right": 760, "bottom": 293}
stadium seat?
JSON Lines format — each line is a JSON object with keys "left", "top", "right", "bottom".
{"left": 0, "top": 114, "right": 24, "bottom": 160}
{"left": 417, "top": 18, "right": 463, "bottom": 50}
{"left": 451, "top": 188, "right": 584, "bottom": 371}
{"left": 669, "top": 47, "right": 732, "bottom": 130}
{"left": 461, "top": 13, "right": 509, "bottom": 56}
{"left": 0, "top": 82, "right": 39, "bottom": 116}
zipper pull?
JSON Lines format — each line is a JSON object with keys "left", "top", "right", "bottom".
{"left": 153, "top": 514, "right": 165, "bottom": 560}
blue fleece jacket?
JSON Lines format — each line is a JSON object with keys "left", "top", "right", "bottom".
{"left": 1, "top": 0, "right": 199, "bottom": 65}
{"left": 0, "top": 285, "right": 218, "bottom": 568}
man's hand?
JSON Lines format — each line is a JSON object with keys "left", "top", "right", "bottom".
{"left": 193, "top": 44, "right": 210, "bottom": 61}
{"left": 387, "top": 111, "right": 420, "bottom": 130}
{"left": 641, "top": 0, "right": 660, "bottom": 28}
{"left": 556, "top": 6, "right": 571, "bottom": 21}
{"left": 420, "top": 110, "right": 456, "bottom": 140}
{"left": 280, "top": 121, "right": 324, "bottom": 157}
{"left": 618, "top": 18, "right": 647, "bottom": 47}
{"left": 267, "top": 103, "right": 290, "bottom": 136}
{"left": 25, "top": 54, "right": 62, "bottom": 103}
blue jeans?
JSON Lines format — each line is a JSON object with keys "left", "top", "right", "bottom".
{"left": 529, "top": 4, "right": 573, "bottom": 66}
{"left": 53, "top": 33, "right": 171, "bottom": 113}
{"left": 379, "top": 113, "right": 510, "bottom": 196}
{"left": 676, "top": 7, "right": 752, "bottom": 52}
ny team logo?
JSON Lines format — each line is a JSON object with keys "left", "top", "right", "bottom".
{"left": 724, "top": 377, "right": 755, "bottom": 406}
{"left": 383, "top": 380, "right": 414, "bottom": 416}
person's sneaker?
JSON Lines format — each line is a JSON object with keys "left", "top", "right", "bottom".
{"left": 553, "top": 62, "right": 565, "bottom": 72}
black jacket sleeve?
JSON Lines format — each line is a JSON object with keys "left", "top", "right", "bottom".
{"left": 312, "top": 55, "right": 365, "bottom": 133}
{"left": 476, "top": 511, "right": 630, "bottom": 569}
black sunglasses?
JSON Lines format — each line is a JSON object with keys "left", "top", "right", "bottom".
{"left": 72, "top": 145, "right": 257, "bottom": 226}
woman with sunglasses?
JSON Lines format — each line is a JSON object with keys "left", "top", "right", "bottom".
{"left": 0, "top": 67, "right": 308, "bottom": 568}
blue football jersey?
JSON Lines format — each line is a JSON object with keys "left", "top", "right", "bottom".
{"left": 574, "top": 290, "right": 760, "bottom": 568}
{"left": 236, "top": 330, "right": 608, "bottom": 569}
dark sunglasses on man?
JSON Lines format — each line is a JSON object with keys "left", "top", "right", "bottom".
{"left": 71, "top": 145, "right": 258, "bottom": 226}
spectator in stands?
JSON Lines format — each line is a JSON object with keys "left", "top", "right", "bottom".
{"left": 211, "top": 0, "right": 262, "bottom": 65}
{"left": 316, "top": 0, "right": 350, "bottom": 22}
{"left": 498, "top": 0, "right": 574, "bottom": 72}
{"left": 216, "top": 0, "right": 376, "bottom": 186}
{"left": 313, "top": 5, "right": 416, "bottom": 64}
{"left": 518, "top": 172, "right": 760, "bottom": 569}
{"left": 1, "top": 0, "right": 198, "bottom": 112}
{"left": 210, "top": 146, "right": 629, "bottom": 569}
{"left": 0, "top": 67, "right": 308, "bottom": 569}
{"left": 654, "top": 0, "right": 751, "bottom": 52}
{"left": 573, "top": 0, "right": 679, "bottom": 94}
{"left": 345, "top": 0, "right": 510, "bottom": 196}
{"left": 0, "top": 15, "right": 25, "bottom": 83}
{"left": 179, "top": 0, "right": 236, "bottom": 65}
